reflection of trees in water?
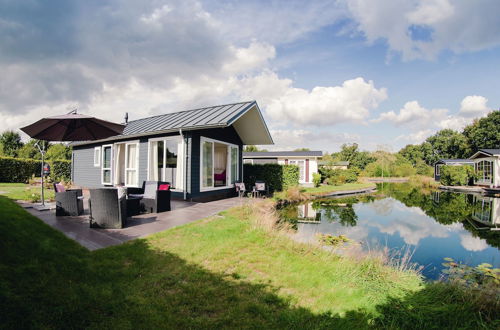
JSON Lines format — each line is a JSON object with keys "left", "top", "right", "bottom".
{"left": 378, "top": 183, "right": 500, "bottom": 249}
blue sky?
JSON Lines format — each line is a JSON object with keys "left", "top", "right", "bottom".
{"left": 1, "top": 0, "right": 499, "bottom": 152}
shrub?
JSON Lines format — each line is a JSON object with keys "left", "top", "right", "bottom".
{"left": 323, "top": 168, "right": 358, "bottom": 186}
{"left": 244, "top": 164, "right": 299, "bottom": 192}
{"left": 0, "top": 157, "right": 40, "bottom": 183}
{"left": 439, "top": 165, "right": 475, "bottom": 186}
{"left": 50, "top": 160, "right": 71, "bottom": 182}
{"left": 312, "top": 173, "right": 321, "bottom": 187}
{"left": 0, "top": 157, "right": 71, "bottom": 183}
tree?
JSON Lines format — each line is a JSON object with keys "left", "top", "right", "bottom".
{"left": 463, "top": 110, "right": 500, "bottom": 152}
{"left": 0, "top": 131, "right": 23, "bottom": 157}
{"left": 338, "top": 143, "right": 359, "bottom": 162}
{"left": 244, "top": 145, "right": 267, "bottom": 152}
{"left": 421, "top": 129, "right": 469, "bottom": 165}
{"left": 398, "top": 144, "right": 424, "bottom": 166}
{"left": 17, "top": 139, "right": 42, "bottom": 159}
{"left": 45, "top": 143, "right": 72, "bottom": 160}
{"left": 293, "top": 148, "right": 310, "bottom": 152}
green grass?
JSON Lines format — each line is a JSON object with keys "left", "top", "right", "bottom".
{"left": 302, "top": 182, "right": 375, "bottom": 195}
{"left": 0, "top": 182, "right": 54, "bottom": 201}
{"left": 0, "top": 196, "right": 497, "bottom": 329}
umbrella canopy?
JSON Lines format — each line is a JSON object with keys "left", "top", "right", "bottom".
{"left": 20, "top": 113, "right": 125, "bottom": 141}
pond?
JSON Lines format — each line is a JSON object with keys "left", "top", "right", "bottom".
{"left": 278, "top": 183, "right": 500, "bottom": 279}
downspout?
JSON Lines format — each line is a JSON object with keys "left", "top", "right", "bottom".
{"left": 179, "top": 129, "right": 188, "bottom": 200}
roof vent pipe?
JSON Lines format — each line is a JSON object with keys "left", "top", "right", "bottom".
{"left": 124, "top": 112, "right": 128, "bottom": 124}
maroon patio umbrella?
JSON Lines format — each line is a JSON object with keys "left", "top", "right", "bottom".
{"left": 20, "top": 110, "right": 125, "bottom": 208}
{"left": 20, "top": 112, "right": 125, "bottom": 141}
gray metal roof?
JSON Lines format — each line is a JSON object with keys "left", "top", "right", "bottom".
{"left": 123, "top": 101, "right": 255, "bottom": 135}
{"left": 243, "top": 151, "right": 323, "bottom": 158}
{"left": 72, "top": 100, "right": 273, "bottom": 145}
{"left": 478, "top": 149, "right": 500, "bottom": 156}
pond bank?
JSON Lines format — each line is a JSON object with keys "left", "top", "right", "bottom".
{"left": 438, "top": 185, "right": 500, "bottom": 195}
{"left": 363, "top": 177, "right": 409, "bottom": 183}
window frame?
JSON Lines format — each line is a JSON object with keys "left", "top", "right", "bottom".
{"left": 199, "top": 136, "right": 239, "bottom": 192}
{"left": 101, "top": 144, "right": 113, "bottom": 185}
{"left": 94, "top": 147, "right": 101, "bottom": 167}
{"left": 124, "top": 141, "right": 140, "bottom": 187}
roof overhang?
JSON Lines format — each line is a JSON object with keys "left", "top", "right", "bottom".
{"left": 229, "top": 103, "right": 273, "bottom": 145}
{"left": 470, "top": 151, "right": 494, "bottom": 159}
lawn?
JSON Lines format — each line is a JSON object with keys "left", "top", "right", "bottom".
{"left": 302, "top": 182, "right": 376, "bottom": 196}
{"left": 0, "top": 182, "right": 54, "bottom": 201}
{"left": 0, "top": 196, "right": 497, "bottom": 329}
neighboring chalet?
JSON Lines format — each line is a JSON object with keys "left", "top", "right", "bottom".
{"left": 434, "top": 148, "right": 500, "bottom": 187}
{"left": 469, "top": 149, "right": 500, "bottom": 187}
{"left": 71, "top": 101, "right": 273, "bottom": 201}
{"left": 243, "top": 151, "right": 322, "bottom": 184}
{"left": 434, "top": 159, "right": 474, "bottom": 182}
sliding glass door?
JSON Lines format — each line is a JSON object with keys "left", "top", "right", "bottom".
{"left": 149, "top": 137, "right": 183, "bottom": 189}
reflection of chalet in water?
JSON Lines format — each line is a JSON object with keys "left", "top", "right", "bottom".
{"left": 297, "top": 203, "right": 321, "bottom": 223}
{"left": 471, "top": 195, "right": 500, "bottom": 230}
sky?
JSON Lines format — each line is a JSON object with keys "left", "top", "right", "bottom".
{"left": 1, "top": 0, "right": 499, "bottom": 152}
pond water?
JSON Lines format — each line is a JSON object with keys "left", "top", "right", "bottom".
{"left": 278, "top": 183, "right": 500, "bottom": 279}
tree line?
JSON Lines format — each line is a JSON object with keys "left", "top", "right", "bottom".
{"left": 0, "top": 131, "right": 72, "bottom": 161}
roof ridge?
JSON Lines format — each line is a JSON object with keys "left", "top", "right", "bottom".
{"left": 126, "top": 100, "right": 255, "bottom": 124}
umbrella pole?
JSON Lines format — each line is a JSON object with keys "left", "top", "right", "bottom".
{"left": 35, "top": 142, "right": 46, "bottom": 207}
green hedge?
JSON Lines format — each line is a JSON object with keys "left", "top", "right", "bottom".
{"left": 439, "top": 165, "right": 475, "bottom": 186}
{"left": 0, "top": 157, "right": 71, "bottom": 183}
{"left": 243, "top": 164, "right": 299, "bottom": 192}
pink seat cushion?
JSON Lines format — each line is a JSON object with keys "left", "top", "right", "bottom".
{"left": 158, "top": 184, "right": 170, "bottom": 191}
{"left": 55, "top": 183, "right": 65, "bottom": 193}
{"left": 214, "top": 171, "right": 226, "bottom": 181}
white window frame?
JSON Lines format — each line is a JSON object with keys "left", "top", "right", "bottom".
{"left": 101, "top": 144, "right": 113, "bottom": 185}
{"left": 94, "top": 147, "right": 101, "bottom": 167}
{"left": 147, "top": 136, "right": 184, "bottom": 192}
{"left": 124, "top": 141, "right": 140, "bottom": 187}
{"left": 289, "top": 159, "right": 306, "bottom": 182}
{"left": 199, "top": 136, "right": 239, "bottom": 192}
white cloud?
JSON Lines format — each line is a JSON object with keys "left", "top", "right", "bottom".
{"left": 396, "top": 129, "right": 433, "bottom": 145}
{"left": 379, "top": 95, "right": 493, "bottom": 143}
{"left": 269, "top": 129, "right": 359, "bottom": 151}
{"left": 375, "top": 101, "right": 447, "bottom": 127}
{"left": 344, "top": 0, "right": 500, "bottom": 60}
{"left": 459, "top": 234, "right": 488, "bottom": 252}
{"left": 459, "top": 95, "right": 492, "bottom": 117}
{"left": 265, "top": 77, "right": 388, "bottom": 126}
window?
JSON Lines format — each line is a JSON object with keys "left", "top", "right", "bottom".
{"left": 435, "top": 164, "right": 442, "bottom": 176}
{"left": 125, "top": 143, "right": 138, "bottom": 186}
{"left": 289, "top": 159, "right": 305, "bottom": 182}
{"left": 230, "top": 146, "right": 239, "bottom": 184}
{"left": 148, "top": 137, "right": 183, "bottom": 189}
{"left": 94, "top": 147, "right": 101, "bottom": 167}
{"left": 200, "top": 137, "right": 239, "bottom": 190}
{"left": 476, "top": 160, "right": 493, "bottom": 183}
{"left": 202, "top": 140, "right": 214, "bottom": 188}
{"left": 102, "top": 145, "right": 112, "bottom": 185}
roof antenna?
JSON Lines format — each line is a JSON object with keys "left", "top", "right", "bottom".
{"left": 125, "top": 112, "right": 129, "bottom": 124}
{"left": 66, "top": 105, "right": 78, "bottom": 114}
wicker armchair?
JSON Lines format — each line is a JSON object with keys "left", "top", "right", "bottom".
{"left": 128, "top": 181, "right": 171, "bottom": 213}
{"left": 53, "top": 183, "right": 84, "bottom": 216}
{"left": 89, "top": 188, "right": 127, "bottom": 229}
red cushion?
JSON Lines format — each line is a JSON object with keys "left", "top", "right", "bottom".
{"left": 158, "top": 184, "right": 170, "bottom": 191}
{"left": 55, "top": 183, "right": 65, "bottom": 192}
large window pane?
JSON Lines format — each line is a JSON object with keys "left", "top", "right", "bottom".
{"left": 231, "top": 147, "right": 238, "bottom": 184}
{"left": 158, "top": 141, "right": 164, "bottom": 181}
{"left": 103, "top": 146, "right": 111, "bottom": 168}
{"left": 126, "top": 144, "right": 137, "bottom": 168}
{"left": 165, "top": 140, "right": 178, "bottom": 188}
{"left": 202, "top": 141, "right": 213, "bottom": 188}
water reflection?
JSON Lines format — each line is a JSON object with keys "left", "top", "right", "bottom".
{"left": 278, "top": 183, "right": 500, "bottom": 279}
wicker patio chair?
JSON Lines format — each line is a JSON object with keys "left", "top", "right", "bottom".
{"left": 88, "top": 188, "right": 127, "bottom": 229}
{"left": 128, "top": 181, "right": 171, "bottom": 213}
{"left": 53, "top": 183, "right": 84, "bottom": 216}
